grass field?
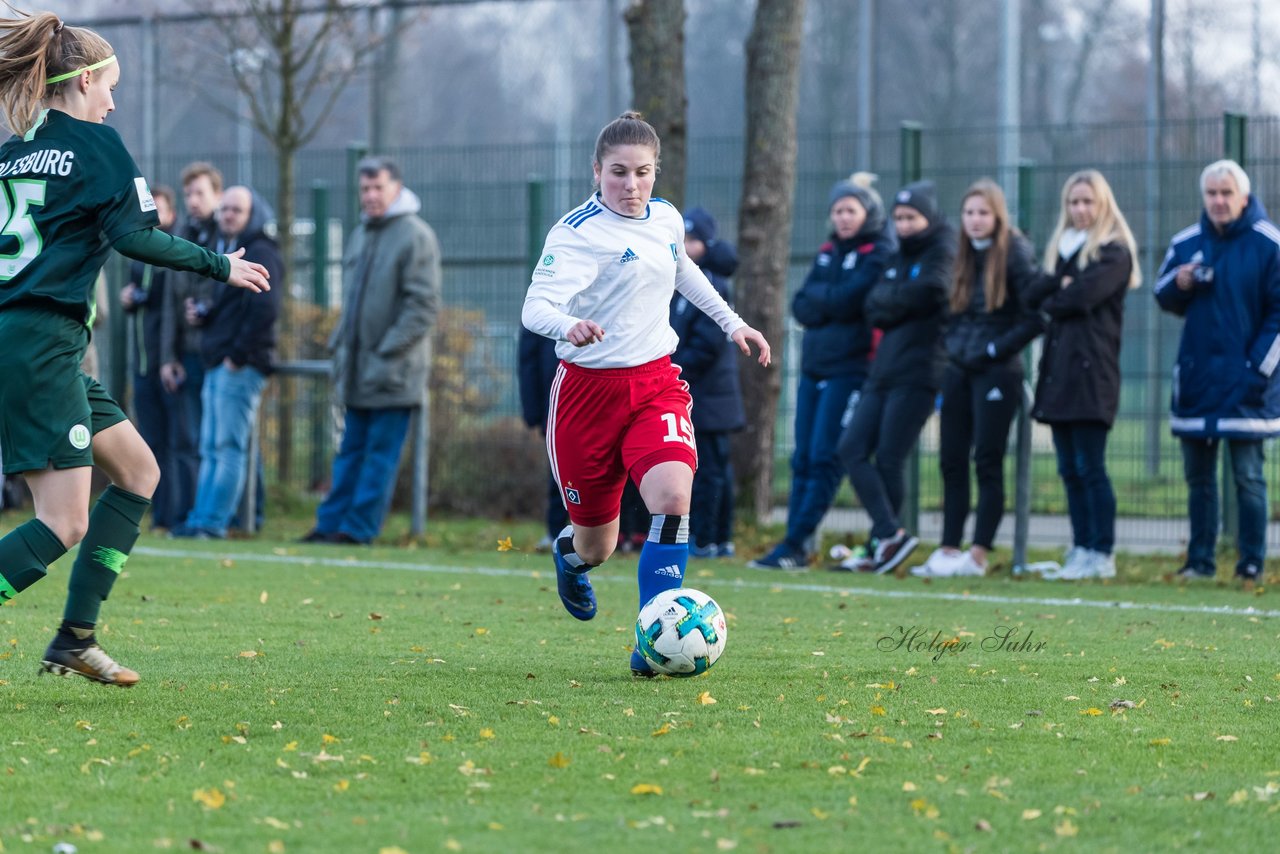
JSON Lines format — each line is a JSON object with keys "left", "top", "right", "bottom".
{"left": 1, "top": 517, "right": 1278, "bottom": 853}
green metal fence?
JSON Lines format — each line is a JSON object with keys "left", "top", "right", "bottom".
{"left": 104, "top": 113, "right": 1280, "bottom": 550}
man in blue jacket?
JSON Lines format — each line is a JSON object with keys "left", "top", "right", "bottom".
{"left": 1155, "top": 160, "right": 1280, "bottom": 584}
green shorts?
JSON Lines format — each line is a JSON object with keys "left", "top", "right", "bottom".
{"left": 0, "top": 307, "right": 127, "bottom": 475}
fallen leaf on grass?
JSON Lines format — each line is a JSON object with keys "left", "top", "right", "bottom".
{"left": 1149, "top": 738, "right": 1171, "bottom": 746}
{"left": 1109, "top": 699, "right": 1135, "bottom": 711}
{"left": 1192, "top": 792, "right": 1215, "bottom": 801}
{"left": 368, "top": 613, "right": 383, "bottom": 621}
{"left": 652, "top": 723, "right": 673, "bottom": 736}
{"left": 259, "top": 591, "right": 268, "bottom": 604}
{"left": 547, "top": 752, "right": 570, "bottom": 768}
{"left": 192, "top": 788, "right": 226, "bottom": 810}
{"left": 975, "top": 819, "right": 993, "bottom": 832}
{"left": 1022, "top": 809, "right": 1042, "bottom": 820}
{"left": 496, "top": 537, "right": 514, "bottom": 552}
{"left": 1055, "top": 819, "right": 1078, "bottom": 837}
{"left": 630, "top": 783, "right": 663, "bottom": 795}
{"left": 925, "top": 708, "right": 947, "bottom": 715}
{"left": 238, "top": 651, "right": 259, "bottom": 659}
{"left": 1216, "top": 735, "right": 1239, "bottom": 742}
{"left": 696, "top": 691, "right": 717, "bottom": 705}
{"left": 1079, "top": 708, "right": 1103, "bottom": 716}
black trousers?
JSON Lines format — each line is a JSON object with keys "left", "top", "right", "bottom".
{"left": 937, "top": 364, "right": 1022, "bottom": 549}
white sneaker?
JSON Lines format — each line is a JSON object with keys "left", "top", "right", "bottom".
{"left": 1091, "top": 551, "right": 1116, "bottom": 579}
{"left": 952, "top": 552, "right": 987, "bottom": 577}
{"left": 1055, "top": 549, "right": 1113, "bottom": 580}
{"left": 911, "top": 548, "right": 966, "bottom": 577}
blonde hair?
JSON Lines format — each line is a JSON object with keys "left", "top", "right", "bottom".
{"left": 951, "top": 179, "right": 1013, "bottom": 313}
{"left": 1043, "top": 169, "right": 1142, "bottom": 289}
{"left": 0, "top": 6, "right": 113, "bottom": 135}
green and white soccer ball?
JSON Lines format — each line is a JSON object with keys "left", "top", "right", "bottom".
{"left": 634, "top": 587, "right": 727, "bottom": 676}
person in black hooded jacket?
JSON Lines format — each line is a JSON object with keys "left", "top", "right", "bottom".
{"left": 915, "top": 179, "right": 1042, "bottom": 579}
{"left": 171, "top": 186, "right": 282, "bottom": 539}
{"left": 838, "top": 180, "right": 956, "bottom": 574}
{"left": 750, "top": 174, "right": 894, "bottom": 570}
{"left": 670, "top": 207, "right": 745, "bottom": 558}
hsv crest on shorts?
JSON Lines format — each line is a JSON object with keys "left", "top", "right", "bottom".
{"left": 565, "top": 487, "right": 581, "bottom": 504}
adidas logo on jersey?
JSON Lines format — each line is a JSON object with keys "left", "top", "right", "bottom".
{"left": 654, "top": 564, "right": 683, "bottom": 578}
{"left": 619, "top": 247, "right": 639, "bottom": 264}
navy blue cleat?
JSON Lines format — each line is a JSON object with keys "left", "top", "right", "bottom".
{"left": 630, "top": 648, "right": 656, "bottom": 678}
{"left": 554, "top": 536, "right": 597, "bottom": 620}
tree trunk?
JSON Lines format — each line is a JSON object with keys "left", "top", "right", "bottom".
{"left": 624, "top": 0, "right": 688, "bottom": 211}
{"left": 734, "top": 0, "right": 807, "bottom": 523}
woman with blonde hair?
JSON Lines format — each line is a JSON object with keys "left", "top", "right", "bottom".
{"left": 0, "top": 7, "right": 269, "bottom": 685}
{"left": 915, "top": 179, "right": 1041, "bottom": 578}
{"left": 1027, "top": 170, "right": 1140, "bottom": 580}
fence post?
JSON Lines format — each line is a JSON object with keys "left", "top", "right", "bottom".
{"left": 310, "top": 181, "right": 330, "bottom": 492}
{"left": 900, "top": 122, "right": 923, "bottom": 535}
{"left": 1221, "top": 112, "right": 1247, "bottom": 545}
{"left": 1012, "top": 160, "right": 1035, "bottom": 573}
{"left": 346, "top": 142, "right": 368, "bottom": 231}
{"left": 527, "top": 175, "right": 546, "bottom": 269}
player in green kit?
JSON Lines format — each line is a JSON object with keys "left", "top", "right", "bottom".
{"left": 0, "top": 7, "right": 271, "bottom": 686}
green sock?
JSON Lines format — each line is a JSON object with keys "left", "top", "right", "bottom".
{"left": 0, "top": 519, "right": 67, "bottom": 603}
{"left": 63, "top": 485, "right": 151, "bottom": 625}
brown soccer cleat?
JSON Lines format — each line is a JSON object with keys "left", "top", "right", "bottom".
{"left": 40, "top": 638, "right": 140, "bottom": 687}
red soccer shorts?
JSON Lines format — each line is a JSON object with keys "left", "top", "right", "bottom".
{"left": 546, "top": 356, "right": 697, "bottom": 527}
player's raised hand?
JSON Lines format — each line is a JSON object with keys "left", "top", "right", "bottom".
{"left": 566, "top": 319, "right": 606, "bottom": 347}
{"left": 732, "top": 325, "right": 771, "bottom": 367}
{"left": 224, "top": 247, "right": 271, "bottom": 293}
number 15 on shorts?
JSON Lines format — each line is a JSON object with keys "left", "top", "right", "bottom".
{"left": 660, "top": 412, "right": 694, "bottom": 448}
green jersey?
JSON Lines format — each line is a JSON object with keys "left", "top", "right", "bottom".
{"left": 0, "top": 108, "right": 159, "bottom": 323}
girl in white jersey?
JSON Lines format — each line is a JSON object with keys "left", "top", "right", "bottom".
{"left": 522, "top": 111, "right": 770, "bottom": 677}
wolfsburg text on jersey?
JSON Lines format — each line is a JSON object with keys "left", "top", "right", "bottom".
{"left": 0, "top": 148, "right": 74, "bottom": 178}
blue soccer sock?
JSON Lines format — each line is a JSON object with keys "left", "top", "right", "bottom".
{"left": 637, "top": 514, "right": 689, "bottom": 609}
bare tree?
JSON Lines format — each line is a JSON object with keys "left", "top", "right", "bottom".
{"left": 625, "top": 0, "right": 688, "bottom": 210}
{"left": 202, "top": 0, "right": 382, "bottom": 283}
{"left": 734, "top": 0, "right": 807, "bottom": 522}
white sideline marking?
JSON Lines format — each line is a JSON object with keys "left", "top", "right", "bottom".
{"left": 134, "top": 547, "right": 1280, "bottom": 620}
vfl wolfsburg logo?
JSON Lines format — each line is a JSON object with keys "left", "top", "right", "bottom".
{"left": 542, "top": 254, "right": 555, "bottom": 266}
{"left": 68, "top": 424, "right": 91, "bottom": 450}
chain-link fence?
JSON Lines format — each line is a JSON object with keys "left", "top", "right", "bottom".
{"left": 98, "top": 112, "right": 1280, "bottom": 550}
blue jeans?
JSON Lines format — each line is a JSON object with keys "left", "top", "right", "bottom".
{"left": 784, "top": 373, "right": 860, "bottom": 553}
{"left": 184, "top": 364, "right": 267, "bottom": 537}
{"left": 1180, "top": 437, "right": 1267, "bottom": 573}
{"left": 1051, "top": 422, "right": 1116, "bottom": 555}
{"left": 315, "top": 407, "right": 413, "bottom": 543}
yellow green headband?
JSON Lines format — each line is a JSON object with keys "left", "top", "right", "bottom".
{"left": 45, "top": 55, "right": 116, "bottom": 86}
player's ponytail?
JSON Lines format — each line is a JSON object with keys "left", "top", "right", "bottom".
{"left": 593, "top": 110, "right": 662, "bottom": 170}
{"left": 0, "top": 5, "right": 114, "bottom": 135}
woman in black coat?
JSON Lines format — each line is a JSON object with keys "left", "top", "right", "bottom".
{"left": 837, "top": 181, "right": 956, "bottom": 575}
{"left": 916, "top": 179, "right": 1042, "bottom": 578}
{"left": 1026, "top": 169, "right": 1139, "bottom": 580}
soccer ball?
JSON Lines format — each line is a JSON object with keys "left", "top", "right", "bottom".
{"left": 634, "top": 587, "right": 727, "bottom": 677}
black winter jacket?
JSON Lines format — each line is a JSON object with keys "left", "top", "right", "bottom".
{"left": 1027, "top": 241, "right": 1133, "bottom": 426}
{"left": 199, "top": 193, "right": 282, "bottom": 374}
{"left": 944, "top": 233, "right": 1043, "bottom": 374}
{"left": 791, "top": 226, "right": 895, "bottom": 379}
{"left": 518, "top": 327, "right": 559, "bottom": 430}
{"left": 671, "top": 240, "right": 746, "bottom": 433}
{"left": 864, "top": 221, "right": 957, "bottom": 391}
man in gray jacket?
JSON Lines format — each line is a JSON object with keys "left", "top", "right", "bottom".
{"left": 302, "top": 157, "right": 441, "bottom": 544}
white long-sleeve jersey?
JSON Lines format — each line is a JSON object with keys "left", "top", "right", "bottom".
{"left": 522, "top": 194, "right": 746, "bottom": 369}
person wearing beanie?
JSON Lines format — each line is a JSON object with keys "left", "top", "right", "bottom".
{"left": 837, "top": 179, "right": 957, "bottom": 574}
{"left": 750, "top": 173, "right": 895, "bottom": 570}
{"left": 671, "top": 207, "right": 746, "bottom": 559}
